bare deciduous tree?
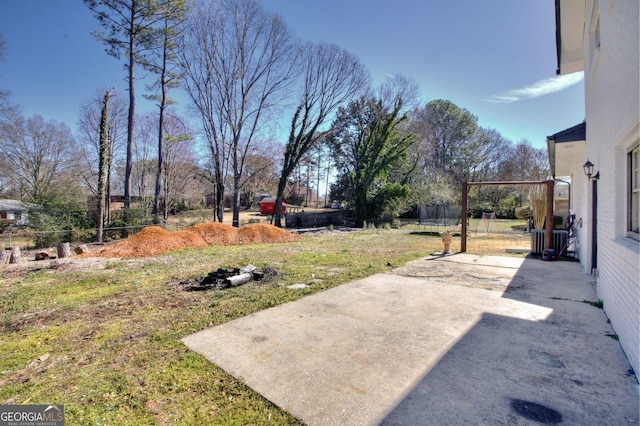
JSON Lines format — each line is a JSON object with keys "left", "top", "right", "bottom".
{"left": 240, "top": 152, "right": 279, "bottom": 209}
{"left": 0, "top": 32, "right": 23, "bottom": 198}
{"left": 273, "top": 41, "right": 369, "bottom": 226}
{"left": 2, "top": 115, "right": 78, "bottom": 204}
{"left": 160, "top": 113, "right": 197, "bottom": 220}
{"left": 77, "top": 89, "right": 128, "bottom": 222}
{"left": 132, "top": 113, "right": 157, "bottom": 208}
{"left": 179, "top": 0, "right": 297, "bottom": 226}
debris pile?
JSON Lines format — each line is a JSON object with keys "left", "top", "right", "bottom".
{"left": 90, "top": 223, "right": 301, "bottom": 258}
{"left": 178, "top": 264, "right": 277, "bottom": 291}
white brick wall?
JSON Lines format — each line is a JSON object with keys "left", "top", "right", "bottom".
{"left": 582, "top": 0, "right": 640, "bottom": 375}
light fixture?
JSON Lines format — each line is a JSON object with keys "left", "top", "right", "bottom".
{"left": 583, "top": 159, "right": 600, "bottom": 180}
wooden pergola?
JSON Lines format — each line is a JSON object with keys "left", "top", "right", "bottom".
{"left": 461, "top": 180, "right": 555, "bottom": 252}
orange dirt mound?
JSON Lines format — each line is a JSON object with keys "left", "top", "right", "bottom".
{"left": 188, "top": 223, "right": 238, "bottom": 245}
{"left": 88, "top": 223, "right": 300, "bottom": 258}
{"left": 94, "top": 226, "right": 207, "bottom": 258}
{"left": 236, "top": 223, "right": 302, "bottom": 244}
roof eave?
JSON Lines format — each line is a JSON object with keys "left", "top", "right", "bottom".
{"left": 546, "top": 122, "right": 587, "bottom": 178}
{"left": 555, "top": 0, "right": 586, "bottom": 75}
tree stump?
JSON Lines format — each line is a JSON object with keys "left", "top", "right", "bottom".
{"left": 0, "top": 249, "right": 9, "bottom": 265}
{"left": 74, "top": 244, "right": 89, "bottom": 255}
{"left": 35, "top": 252, "right": 52, "bottom": 261}
{"left": 9, "top": 246, "right": 21, "bottom": 264}
{"left": 57, "top": 243, "right": 71, "bottom": 259}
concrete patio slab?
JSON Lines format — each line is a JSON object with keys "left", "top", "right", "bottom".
{"left": 182, "top": 254, "right": 639, "bottom": 425}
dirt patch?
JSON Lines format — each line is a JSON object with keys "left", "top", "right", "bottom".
{"left": 0, "top": 256, "right": 132, "bottom": 279}
{"left": 0, "top": 353, "right": 63, "bottom": 390}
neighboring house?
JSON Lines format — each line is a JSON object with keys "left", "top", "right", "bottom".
{"left": 0, "top": 199, "right": 39, "bottom": 225}
{"left": 547, "top": 0, "right": 639, "bottom": 374}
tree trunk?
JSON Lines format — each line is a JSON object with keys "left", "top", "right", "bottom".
{"left": 153, "top": 24, "right": 169, "bottom": 223}
{"left": 274, "top": 167, "right": 289, "bottom": 228}
{"left": 215, "top": 172, "right": 224, "bottom": 223}
{"left": 124, "top": 8, "right": 136, "bottom": 210}
{"left": 153, "top": 100, "right": 165, "bottom": 223}
{"left": 106, "top": 164, "right": 112, "bottom": 224}
{"left": 232, "top": 172, "right": 241, "bottom": 228}
{"left": 325, "top": 163, "right": 331, "bottom": 208}
{"left": 97, "top": 90, "right": 112, "bottom": 243}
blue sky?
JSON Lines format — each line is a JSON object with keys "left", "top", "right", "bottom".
{"left": 0, "top": 0, "right": 585, "bottom": 149}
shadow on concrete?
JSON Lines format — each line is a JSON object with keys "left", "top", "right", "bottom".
{"left": 381, "top": 256, "right": 638, "bottom": 425}
{"left": 182, "top": 254, "right": 639, "bottom": 425}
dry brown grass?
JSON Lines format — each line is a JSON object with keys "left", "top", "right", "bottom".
{"left": 462, "top": 232, "right": 530, "bottom": 255}
{"left": 1, "top": 224, "right": 533, "bottom": 425}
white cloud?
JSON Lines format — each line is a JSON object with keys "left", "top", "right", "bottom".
{"left": 485, "top": 72, "right": 584, "bottom": 103}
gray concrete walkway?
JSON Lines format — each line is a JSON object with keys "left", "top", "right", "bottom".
{"left": 182, "top": 254, "right": 639, "bottom": 425}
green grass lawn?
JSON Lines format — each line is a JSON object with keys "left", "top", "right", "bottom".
{"left": 2, "top": 227, "right": 462, "bottom": 425}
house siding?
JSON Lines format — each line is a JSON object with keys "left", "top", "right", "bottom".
{"left": 573, "top": 172, "right": 590, "bottom": 266}
{"left": 583, "top": 0, "right": 640, "bottom": 374}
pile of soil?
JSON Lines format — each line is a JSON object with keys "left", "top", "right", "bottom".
{"left": 188, "top": 223, "right": 239, "bottom": 245}
{"left": 93, "top": 226, "right": 208, "bottom": 258}
{"left": 237, "top": 223, "right": 302, "bottom": 244}
{"left": 90, "top": 223, "right": 300, "bottom": 258}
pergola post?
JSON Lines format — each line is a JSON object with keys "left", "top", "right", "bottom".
{"left": 461, "top": 182, "right": 468, "bottom": 252}
{"left": 545, "top": 179, "right": 555, "bottom": 251}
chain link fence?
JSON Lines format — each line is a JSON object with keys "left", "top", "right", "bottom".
{"left": 0, "top": 225, "right": 151, "bottom": 250}
{"left": 0, "top": 216, "right": 278, "bottom": 250}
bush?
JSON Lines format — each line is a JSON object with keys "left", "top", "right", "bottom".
{"left": 515, "top": 206, "right": 533, "bottom": 220}
{"left": 26, "top": 210, "right": 69, "bottom": 248}
{"left": 496, "top": 197, "right": 518, "bottom": 219}
{"left": 0, "top": 219, "right": 13, "bottom": 232}
{"left": 71, "top": 228, "right": 96, "bottom": 243}
{"left": 553, "top": 215, "right": 565, "bottom": 229}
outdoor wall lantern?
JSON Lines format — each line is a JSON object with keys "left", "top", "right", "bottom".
{"left": 583, "top": 159, "right": 600, "bottom": 180}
